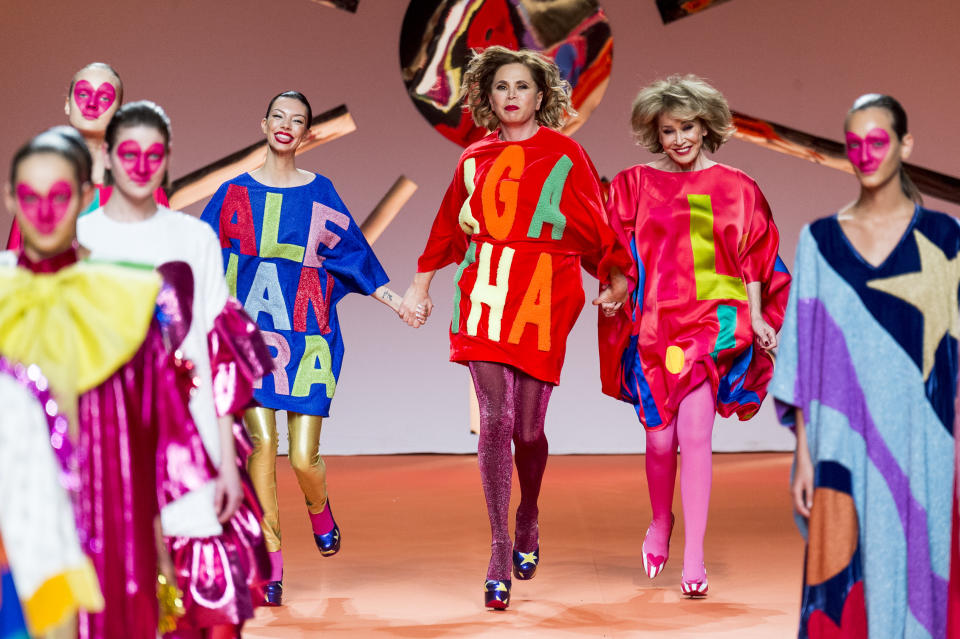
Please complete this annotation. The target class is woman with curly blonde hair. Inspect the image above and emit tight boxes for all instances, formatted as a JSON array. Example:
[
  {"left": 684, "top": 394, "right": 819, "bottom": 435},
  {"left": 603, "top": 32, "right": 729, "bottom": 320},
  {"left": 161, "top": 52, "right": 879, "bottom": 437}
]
[
  {"left": 400, "top": 45, "right": 631, "bottom": 609},
  {"left": 601, "top": 75, "right": 790, "bottom": 596}
]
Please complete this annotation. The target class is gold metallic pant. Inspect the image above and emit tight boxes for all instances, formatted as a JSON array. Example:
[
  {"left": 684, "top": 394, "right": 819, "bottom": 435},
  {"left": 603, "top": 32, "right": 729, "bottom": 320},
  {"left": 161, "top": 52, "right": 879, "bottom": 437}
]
[{"left": 244, "top": 407, "right": 327, "bottom": 553}]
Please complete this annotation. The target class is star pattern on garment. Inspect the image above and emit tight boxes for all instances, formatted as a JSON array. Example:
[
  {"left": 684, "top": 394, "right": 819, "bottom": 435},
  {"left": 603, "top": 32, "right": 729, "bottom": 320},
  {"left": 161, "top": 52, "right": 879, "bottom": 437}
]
[
  {"left": 517, "top": 551, "right": 538, "bottom": 565},
  {"left": 867, "top": 229, "right": 960, "bottom": 380}
]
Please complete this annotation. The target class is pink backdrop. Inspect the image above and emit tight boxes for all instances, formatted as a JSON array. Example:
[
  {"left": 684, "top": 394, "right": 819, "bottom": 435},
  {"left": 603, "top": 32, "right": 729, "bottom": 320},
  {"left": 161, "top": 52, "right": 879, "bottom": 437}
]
[{"left": 2, "top": 0, "right": 958, "bottom": 453}]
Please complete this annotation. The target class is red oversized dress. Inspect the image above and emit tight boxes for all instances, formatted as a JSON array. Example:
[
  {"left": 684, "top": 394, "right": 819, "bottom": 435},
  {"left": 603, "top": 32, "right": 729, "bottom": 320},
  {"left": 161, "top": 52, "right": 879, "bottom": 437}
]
[
  {"left": 418, "top": 127, "right": 632, "bottom": 384},
  {"left": 600, "top": 164, "right": 791, "bottom": 429}
]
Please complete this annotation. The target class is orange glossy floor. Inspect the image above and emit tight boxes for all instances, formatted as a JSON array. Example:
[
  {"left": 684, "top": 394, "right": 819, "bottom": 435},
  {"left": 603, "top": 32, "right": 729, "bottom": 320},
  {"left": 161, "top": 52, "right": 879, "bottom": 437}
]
[{"left": 245, "top": 453, "right": 803, "bottom": 638}]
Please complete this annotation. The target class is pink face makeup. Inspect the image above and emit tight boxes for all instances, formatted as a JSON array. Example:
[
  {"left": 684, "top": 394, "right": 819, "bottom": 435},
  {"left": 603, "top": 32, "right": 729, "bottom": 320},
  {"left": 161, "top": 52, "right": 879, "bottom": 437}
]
[
  {"left": 16, "top": 181, "right": 73, "bottom": 234},
  {"left": 845, "top": 127, "right": 891, "bottom": 174},
  {"left": 73, "top": 80, "right": 117, "bottom": 121},
  {"left": 115, "top": 140, "right": 166, "bottom": 185}
]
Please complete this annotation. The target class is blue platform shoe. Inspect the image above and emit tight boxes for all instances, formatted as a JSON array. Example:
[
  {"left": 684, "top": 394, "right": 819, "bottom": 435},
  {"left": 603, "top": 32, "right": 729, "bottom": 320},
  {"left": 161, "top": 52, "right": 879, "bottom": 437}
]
[
  {"left": 512, "top": 545, "right": 539, "bottom": 580},
  {"left": 484, "top": 579, "right": 511, "bottom": 610},
  {"left": 314, "top": 523, "right": 341, "bottom": 556},
  {"left": 263, "top": 580, "right": 283, "bottom": 606}
]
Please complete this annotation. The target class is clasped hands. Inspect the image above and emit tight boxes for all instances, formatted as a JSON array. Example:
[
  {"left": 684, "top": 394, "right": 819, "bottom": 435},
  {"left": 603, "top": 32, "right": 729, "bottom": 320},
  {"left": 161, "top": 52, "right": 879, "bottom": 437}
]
[
  {"left": 594, "top": 266, "right": 630, "bottom": 318},
  {"left": 399, "top": 266, "right": 631, "bottom": 328}
]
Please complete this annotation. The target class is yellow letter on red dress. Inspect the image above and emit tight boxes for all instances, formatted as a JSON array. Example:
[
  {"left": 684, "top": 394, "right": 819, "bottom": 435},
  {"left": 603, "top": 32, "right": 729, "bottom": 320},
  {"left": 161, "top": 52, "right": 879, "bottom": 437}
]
[{"left": 467, "top": 243, "right": 515, "bottom": 341}]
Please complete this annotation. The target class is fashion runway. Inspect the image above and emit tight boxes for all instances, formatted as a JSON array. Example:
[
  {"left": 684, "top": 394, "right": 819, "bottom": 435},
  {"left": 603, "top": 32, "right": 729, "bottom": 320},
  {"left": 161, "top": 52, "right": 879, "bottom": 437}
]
[{"left": 245, "top": 453, "right": 802, "bottom": 638}]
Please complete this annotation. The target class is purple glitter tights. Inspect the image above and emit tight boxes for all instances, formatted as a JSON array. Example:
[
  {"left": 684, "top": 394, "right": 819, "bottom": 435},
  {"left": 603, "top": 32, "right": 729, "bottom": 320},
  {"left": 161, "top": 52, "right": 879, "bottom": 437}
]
[{"left": 469, "top": 361, "right": 553, "bottom": 581}]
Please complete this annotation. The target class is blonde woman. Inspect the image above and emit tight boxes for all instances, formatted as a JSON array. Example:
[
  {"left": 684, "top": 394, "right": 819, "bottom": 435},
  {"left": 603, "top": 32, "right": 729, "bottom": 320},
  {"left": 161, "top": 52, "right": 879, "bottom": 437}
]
[{"left": 603, "top": 75, "right": 790, "bottom": 596}]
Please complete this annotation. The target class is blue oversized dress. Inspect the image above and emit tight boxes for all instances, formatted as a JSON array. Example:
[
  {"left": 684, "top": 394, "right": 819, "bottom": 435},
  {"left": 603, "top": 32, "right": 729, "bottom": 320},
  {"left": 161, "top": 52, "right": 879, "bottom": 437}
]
[
  {"left": 200, "top": 172, "right": 388, "bottom": 416},
  {"left": 769, "top": 206, "right": 957, "bottom": 638}
]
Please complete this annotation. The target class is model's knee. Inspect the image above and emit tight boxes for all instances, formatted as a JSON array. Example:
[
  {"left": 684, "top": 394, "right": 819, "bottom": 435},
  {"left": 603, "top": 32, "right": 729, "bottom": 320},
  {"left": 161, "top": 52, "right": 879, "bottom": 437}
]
[
  {"left": 645, "top": 433, "right": 676, "bottom": 457},
  {"left": 290, "top": 448, "right": 323, "bottom": 475},
  {"left": 678, "top": 427, "right": 713, "bottom": 452},
  {"left": 479, "top": 417, "right": 516, "bottom": 446},
  {"left": 248, "top": 435, "right": 278, "bottom": 462},
  {"left": 513, "top": 428, "right": 546, "bottom": 449}
]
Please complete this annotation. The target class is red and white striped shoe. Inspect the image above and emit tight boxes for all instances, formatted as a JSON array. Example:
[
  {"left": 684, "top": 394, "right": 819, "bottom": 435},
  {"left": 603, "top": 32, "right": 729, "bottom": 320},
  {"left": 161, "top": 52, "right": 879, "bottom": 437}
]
[
  {"left": 641, "top": 513, "right": 675, "bottom": 579},
  {"left": 680, "top": 568, "right": 708, "bottom": 598}
]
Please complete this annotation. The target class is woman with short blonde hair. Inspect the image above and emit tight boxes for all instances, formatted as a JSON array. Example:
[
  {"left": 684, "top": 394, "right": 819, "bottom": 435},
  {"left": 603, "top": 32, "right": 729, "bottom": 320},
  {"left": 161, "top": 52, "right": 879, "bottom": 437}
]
[
  {"left": 601, "top": 75, "right": 789, "bottom": 597},
  {"left": 630, "top": 74, "right": 734, "bottom": 154}
]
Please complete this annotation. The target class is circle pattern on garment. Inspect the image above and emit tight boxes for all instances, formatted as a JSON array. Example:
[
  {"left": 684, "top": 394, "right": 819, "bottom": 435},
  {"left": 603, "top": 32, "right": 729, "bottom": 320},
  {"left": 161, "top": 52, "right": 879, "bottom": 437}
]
[
  {"left": 805, "top": 486, "right": 859, "bottom": 586},
  {"left": 665, "top": 345, "right": 685, "bottom": 374}
]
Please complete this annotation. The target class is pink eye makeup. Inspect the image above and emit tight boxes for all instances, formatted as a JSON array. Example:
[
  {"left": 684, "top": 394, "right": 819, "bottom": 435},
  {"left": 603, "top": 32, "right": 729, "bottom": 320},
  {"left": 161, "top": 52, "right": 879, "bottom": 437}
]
[
  {"left": 15, "top": 181, "right": 74, "bottom": 234},
  {"left": 115, "top": 140, "right": 166, "bottom": 185},
  {"left": 73, "top": 80, "right": 117, "bottom": 121},
  {"left": 845, "top": 127, "right": 891, "bottom": 175}
]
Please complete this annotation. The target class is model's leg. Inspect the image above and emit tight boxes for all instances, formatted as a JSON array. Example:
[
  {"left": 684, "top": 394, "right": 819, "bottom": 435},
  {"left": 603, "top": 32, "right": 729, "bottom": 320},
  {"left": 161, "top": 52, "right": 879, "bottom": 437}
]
[
  {"left": 469, "top": 361, "right": 517, "bottom": 582},
  {"left": 244, "top": 407, "right": 282, "bottom": 582},
  {"left": 675, "top": 380, "right": 716, "bottom": 582},
  {"left": 287, "top": 412, "right": 329, "bottom": 525},
  {"left": 287, "top": 412, "right": 339, "bottom": 555},
  {"left": 512, "top": 371, "right": 553, "bottom": 554},
  {"left": 642, "top": 415, "right": 679, "bottom": 574}
]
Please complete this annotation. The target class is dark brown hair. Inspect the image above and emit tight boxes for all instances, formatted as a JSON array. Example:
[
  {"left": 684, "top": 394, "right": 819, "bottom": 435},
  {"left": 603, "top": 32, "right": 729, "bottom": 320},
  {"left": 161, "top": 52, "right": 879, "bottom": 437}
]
[
  {"left": 847, "top": 93, "right": 922, "bottom": 204},
  {"left": 10, "top": 126, "right": 92, "bottom": 185},
  {"left": 104, "top": 100, "right": 172, "bottom": 191},
  {"left": 265, "top": 91, "right": 313, "bottom": 125}
]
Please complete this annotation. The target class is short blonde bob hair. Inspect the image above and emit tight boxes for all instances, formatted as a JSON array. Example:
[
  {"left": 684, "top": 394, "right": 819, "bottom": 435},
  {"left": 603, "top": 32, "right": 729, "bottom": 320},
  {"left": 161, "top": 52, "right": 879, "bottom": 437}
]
[
  {"left": 631, "top": 74, "right": 734, "bottom": 153},
  {"left": 461, "top": 45, "right": 576, "bottom": 132}
]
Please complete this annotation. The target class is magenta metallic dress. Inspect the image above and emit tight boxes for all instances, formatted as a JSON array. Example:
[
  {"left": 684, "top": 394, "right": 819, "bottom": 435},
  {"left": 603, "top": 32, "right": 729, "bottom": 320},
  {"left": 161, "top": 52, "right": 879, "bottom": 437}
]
[
  {"left": 76, "top": 206, "right": 273, "bottom": 634},
  {"left": 74, "top": 260, "right": 217, "bottom": 639},
  {"left": 158, "top": 273, "right": 273, "bottom": 634}
]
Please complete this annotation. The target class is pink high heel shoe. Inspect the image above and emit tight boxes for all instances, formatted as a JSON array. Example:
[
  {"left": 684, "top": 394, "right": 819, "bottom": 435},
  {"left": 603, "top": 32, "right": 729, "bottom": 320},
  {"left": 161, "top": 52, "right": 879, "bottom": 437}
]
[
  {"left": 680, "top": 566, "right": 708, "bottom": 598},
  {"left": 641, "top": 513, "right": 675, "bottom": 579}
]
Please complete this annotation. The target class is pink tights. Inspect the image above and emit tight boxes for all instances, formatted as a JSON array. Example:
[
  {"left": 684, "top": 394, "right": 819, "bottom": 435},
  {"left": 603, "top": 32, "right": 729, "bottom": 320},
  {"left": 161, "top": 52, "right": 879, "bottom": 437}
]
[
  {"left": 643, "top": 380, "right": 716, "bottom": 580},
  {"left": 469, "top": 361, "right": 553, "bottom": 581}
]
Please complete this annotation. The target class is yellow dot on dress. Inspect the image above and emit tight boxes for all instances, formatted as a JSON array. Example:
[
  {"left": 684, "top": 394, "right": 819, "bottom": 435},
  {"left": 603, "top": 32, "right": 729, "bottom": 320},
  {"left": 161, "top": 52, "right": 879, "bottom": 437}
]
[{"left": 665, "top": 345, "right": 685, "bottom": 374}]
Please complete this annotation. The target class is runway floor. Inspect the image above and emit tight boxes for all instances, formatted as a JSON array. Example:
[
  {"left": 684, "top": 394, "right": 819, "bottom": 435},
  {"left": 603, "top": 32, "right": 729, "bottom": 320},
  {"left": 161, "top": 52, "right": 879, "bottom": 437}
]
[{"left": 244, "top": 453, "right": 803, "bottom": 638}]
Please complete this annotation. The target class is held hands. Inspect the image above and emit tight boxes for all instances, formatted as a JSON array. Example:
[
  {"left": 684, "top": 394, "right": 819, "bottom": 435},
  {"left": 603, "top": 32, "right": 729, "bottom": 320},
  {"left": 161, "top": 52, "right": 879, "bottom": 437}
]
[
  {"left": 593, "top": 267, "right": 630, "bottom": 318},
  {"left": 399, "top": 284, "right": 433, "bottom": 328}
]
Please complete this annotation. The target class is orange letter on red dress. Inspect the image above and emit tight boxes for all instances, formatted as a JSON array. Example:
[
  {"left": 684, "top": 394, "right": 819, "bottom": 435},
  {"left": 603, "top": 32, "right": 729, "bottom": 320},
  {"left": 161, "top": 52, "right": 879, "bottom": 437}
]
[
  {"left": 507, "top": 253, "right": 552, "bottom": 351},
  {"left": 482, "top": 145, "right": 524, "bottom": 240}
]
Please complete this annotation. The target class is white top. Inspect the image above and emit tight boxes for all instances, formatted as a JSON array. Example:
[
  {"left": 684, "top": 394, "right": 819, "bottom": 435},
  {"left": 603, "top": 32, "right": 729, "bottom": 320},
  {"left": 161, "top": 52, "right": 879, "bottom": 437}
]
[
  {"left": 0, "top": 370, "right": 94, "bottom": 611},
  {"left": 78, "top": 206, "right": 228, "bottom": 537}
]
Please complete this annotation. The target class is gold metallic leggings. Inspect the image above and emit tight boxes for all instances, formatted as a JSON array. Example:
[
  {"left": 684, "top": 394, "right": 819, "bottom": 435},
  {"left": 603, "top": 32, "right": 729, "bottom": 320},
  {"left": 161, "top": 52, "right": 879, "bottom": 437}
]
[{"left": 244, "top": 407, "right": 327, "bottom": 552}]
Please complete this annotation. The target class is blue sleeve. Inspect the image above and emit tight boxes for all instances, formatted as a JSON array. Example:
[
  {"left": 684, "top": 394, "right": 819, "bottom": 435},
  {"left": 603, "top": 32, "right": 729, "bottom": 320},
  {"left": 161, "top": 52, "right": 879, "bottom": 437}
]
[
  {"left": 768, "top": 225, "right": 813, "bottom": 428},
  {"left": 312, "top": 179, "right": 389, "bottom": 295},
  {"left": 199, "top": 183, "right": 229, "bottom": 237}
]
